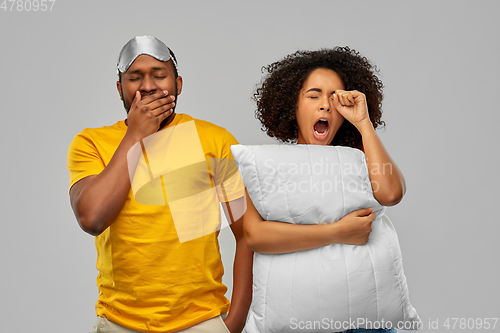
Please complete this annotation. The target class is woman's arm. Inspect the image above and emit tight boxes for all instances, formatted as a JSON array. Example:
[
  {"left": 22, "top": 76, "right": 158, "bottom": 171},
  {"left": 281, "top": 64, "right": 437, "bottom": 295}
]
[
  {"left": 222, "top": 198, "right": 253, "bottom": 333},
  {"left": 333, "top": 90, "right": 406, "bottom": 206},
  {"left": 243, "top": 191, "right": 375, "bottom": 254},
  {"left": 359, "top": 122, "right": 406, "bottom": 206}
]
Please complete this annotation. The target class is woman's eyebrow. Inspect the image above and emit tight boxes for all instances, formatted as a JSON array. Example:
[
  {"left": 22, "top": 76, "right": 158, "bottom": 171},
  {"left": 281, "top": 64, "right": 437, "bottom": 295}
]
[{"left": 305, "top": 88, "right": 336, "bottom": 95}]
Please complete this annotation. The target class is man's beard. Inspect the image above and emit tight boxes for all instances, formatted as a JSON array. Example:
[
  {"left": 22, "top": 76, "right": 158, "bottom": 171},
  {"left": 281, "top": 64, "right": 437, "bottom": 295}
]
[{"left": 122, "top": 84, "right": 178, "bottom": 129}]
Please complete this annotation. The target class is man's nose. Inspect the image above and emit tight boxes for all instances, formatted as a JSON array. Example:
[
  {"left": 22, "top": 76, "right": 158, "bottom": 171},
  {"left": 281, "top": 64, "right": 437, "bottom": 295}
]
[{"left": 140, "top": 75, "right": 157, "bottom": 93}]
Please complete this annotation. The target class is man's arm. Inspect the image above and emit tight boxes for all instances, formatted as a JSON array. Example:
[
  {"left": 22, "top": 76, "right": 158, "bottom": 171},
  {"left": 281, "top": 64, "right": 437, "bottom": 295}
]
[
  {"left": 70, "top": 134, "right": 141, "bottom": 235},
  {"left": 70, "top": 90, "right": 175, "bottom": 235},
  {"left": 221, "top": 197, "right": 253, "bottom": 333}
]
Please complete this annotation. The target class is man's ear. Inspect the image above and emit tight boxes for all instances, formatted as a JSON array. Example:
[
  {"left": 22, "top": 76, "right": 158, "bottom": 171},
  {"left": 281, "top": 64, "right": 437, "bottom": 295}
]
[
  {"left": 176, "top": 76, "right": 183, "bottom": 95},
  {"left": 117, "top": 80, "right": 123, "bottom": 101}
]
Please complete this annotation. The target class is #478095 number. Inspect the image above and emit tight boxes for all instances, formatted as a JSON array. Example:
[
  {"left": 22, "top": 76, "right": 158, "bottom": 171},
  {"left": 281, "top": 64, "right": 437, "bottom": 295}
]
[{"left": 1, "top": 0, "right": 56, "bottom": 11}]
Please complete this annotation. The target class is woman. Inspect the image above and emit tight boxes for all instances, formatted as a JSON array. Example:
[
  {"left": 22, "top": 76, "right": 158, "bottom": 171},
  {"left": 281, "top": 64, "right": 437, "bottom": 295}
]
[{"left": 243, "top": 47, "right": 406, "bottom": 333}]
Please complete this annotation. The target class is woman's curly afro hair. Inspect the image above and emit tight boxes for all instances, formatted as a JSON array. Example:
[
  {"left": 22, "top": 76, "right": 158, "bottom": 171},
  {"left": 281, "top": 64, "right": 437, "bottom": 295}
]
[{"left": 254, "top": 47, "right": 385, "bottom": 148}]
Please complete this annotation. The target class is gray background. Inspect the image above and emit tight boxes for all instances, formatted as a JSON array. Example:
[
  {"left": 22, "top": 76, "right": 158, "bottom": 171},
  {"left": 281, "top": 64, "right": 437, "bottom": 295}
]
[{"left": 1, "top": 1, "right": 499, "bottom": 332}]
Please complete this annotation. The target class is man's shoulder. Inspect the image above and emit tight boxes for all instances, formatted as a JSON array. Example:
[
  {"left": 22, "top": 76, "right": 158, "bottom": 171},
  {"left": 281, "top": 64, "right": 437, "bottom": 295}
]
[
  {"left": 76, "top": 120, "right": 126, "bottom": 140},
  {"left": 179, "top": 114, "right": 225, "bottom": 131},
  {"left": 177, "top": 113, "right": 239, "bottom": 147},
  {"left": 178, "top": 114, "right": 231, "bottom": 137}
]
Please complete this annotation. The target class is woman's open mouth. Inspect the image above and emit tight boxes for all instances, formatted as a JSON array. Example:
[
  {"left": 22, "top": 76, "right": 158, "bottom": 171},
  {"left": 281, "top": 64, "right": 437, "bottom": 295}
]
[{"left": 313, "top": 119, "right": 330, "bottom": 140}]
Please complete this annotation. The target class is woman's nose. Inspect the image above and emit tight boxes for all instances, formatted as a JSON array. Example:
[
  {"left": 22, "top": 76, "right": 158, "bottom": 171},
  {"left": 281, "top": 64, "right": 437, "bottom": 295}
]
[{"left": 319, "top": 96, "right": 331, "bottom": 112}]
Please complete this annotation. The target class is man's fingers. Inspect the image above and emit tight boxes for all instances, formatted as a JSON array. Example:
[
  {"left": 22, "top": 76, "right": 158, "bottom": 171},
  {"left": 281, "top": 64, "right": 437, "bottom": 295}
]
[
  {"left": 134, "top": 90, "right": 176, "bottom": 118},
  {"left": 130, "top": 91, "right": 141, "bottom": 110},
  {"left": 140, "top": 90, "right": 169, "bottom": 106},
  {"left": 150, "top": 99, "right": 175, "bottom": 117},
  {"left": 145, "top": 92, "right": 175, "bottom": 115},
  {"left": 162, "top": 109, "right": 174, "bottom": 119},
  {"left": 152, "top": 95, "right": 175, "bottom": 114}
]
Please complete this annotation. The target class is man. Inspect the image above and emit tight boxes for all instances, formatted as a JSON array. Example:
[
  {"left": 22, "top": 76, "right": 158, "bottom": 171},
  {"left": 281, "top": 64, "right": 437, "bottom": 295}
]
[{"left": 68, "top": 36, "right": 252, "bottom": 333}]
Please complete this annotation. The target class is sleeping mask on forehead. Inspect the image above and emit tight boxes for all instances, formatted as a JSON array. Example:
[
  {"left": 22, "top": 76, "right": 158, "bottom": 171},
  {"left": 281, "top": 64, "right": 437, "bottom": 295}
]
[{"left": 117, "top": 35, "right": 178, "bottom": 75}]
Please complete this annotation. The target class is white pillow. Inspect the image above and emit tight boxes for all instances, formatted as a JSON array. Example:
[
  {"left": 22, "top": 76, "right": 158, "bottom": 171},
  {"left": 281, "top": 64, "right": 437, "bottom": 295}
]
[{"left": 231, "top": 144, "right": 422, "bottom": 333}]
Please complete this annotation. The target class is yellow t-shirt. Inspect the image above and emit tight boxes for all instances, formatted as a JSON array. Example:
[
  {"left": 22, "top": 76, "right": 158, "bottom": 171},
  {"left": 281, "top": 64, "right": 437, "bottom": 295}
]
[{"left": 67, "top": 114, "right": 241, "bottom": 332}]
